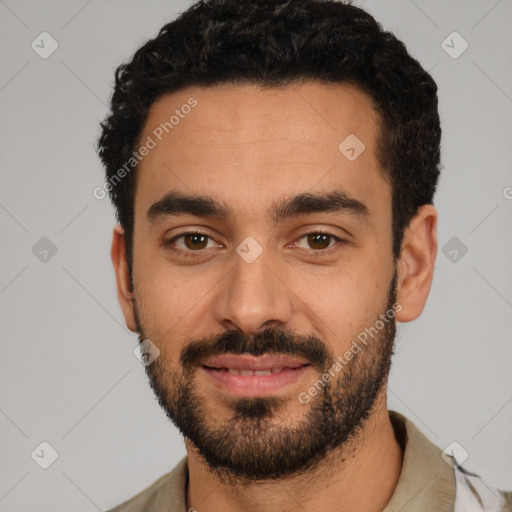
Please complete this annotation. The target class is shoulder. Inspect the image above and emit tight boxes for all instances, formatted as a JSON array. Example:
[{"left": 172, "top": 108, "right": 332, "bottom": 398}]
[
  {"left": 106, "top": 456, "right": 188, "bottom": 512},
  {"left": 452, "top": 464, "right": 512, "bottom": 512},
  {"left": 387, "top": 411, "right": 511, "bottom": 511}
]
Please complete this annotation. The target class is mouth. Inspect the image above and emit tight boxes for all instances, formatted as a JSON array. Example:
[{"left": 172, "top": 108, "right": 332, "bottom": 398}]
[
  {"left": 202, "top": 354, "right": 311, "bottom": 372},
  {"left": 200, "top": 354, "right": 312, "bottom": 396},
  {"left": 203, "top": 367, "right": 306, "bottom": 375}
]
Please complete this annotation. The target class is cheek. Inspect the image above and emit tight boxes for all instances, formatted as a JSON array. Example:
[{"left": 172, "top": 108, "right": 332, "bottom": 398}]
[
  {"left": 294, "top": 261, "right": 392, "bottom": 349},
  {"left": 133, "top": 257, "right": 220, "bottom": 347},
  {"left": 136, "top": 275, "right": 190, "bottom": 331}
]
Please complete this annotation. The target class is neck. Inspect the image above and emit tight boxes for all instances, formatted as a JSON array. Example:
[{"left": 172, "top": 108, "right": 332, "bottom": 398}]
[{"left": 185, "top": 391, "right": 403, "bottom": 512}]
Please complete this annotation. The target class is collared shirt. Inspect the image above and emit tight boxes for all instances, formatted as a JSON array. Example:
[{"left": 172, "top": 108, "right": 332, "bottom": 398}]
[{"left": 107, "top": 411, "right": 512, "bottom": 511}]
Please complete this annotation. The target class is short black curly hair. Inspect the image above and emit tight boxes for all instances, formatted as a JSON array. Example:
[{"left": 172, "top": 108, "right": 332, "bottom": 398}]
[{"left": 97, "top": 0, "right": 441, "bottom": 275}]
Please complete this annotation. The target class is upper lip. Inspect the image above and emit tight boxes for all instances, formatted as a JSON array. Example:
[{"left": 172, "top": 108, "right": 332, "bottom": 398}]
[{"left": 202, "top": 354, "right": 310, "bottom": 371}]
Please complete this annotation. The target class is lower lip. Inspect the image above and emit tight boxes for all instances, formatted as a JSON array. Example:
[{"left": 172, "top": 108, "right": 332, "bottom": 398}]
[{"left": 200, "top": 365, "right": 311, "bottom": 396}]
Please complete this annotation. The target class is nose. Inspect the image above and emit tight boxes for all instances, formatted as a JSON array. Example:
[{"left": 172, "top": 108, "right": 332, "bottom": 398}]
[{"left": 213, "top": 245, "right": 294, "bottom": 335}]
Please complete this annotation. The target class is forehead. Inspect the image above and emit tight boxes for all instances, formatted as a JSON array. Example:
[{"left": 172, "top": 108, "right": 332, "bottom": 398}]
[{"left": 133, "top": 81, "right": 389, "bottom": 225}]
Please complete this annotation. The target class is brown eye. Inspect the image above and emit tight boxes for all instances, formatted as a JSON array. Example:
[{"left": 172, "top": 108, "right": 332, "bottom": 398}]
[
  {"left": 182, "top": 233, "right": 209, "bottom": 250},
  {"left": 295, "top": 232, "right": 340, "bottom": 251},
  {"left": 306, "top": 233, "right": 332, "bottom": 250},
  {"left": 165, "top": 231, "right": 220, "bottom": 255}
]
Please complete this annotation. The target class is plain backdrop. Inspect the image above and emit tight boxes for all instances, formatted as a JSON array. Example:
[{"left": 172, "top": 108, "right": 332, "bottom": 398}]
[{"left": 1, "top": 0, "right": 511, "bottom": 510}]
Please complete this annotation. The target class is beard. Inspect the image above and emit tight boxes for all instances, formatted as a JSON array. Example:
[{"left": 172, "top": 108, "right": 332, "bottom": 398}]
[{"left": 133, "top": 269, "right": 398, "bottom": 484}]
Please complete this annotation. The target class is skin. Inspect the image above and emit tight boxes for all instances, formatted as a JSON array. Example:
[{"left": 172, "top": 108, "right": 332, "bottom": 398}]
[{"left": 111, "top": 81, "right": 438, "bottom": 512}]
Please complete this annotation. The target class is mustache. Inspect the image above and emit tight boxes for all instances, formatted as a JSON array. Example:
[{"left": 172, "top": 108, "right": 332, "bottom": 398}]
[{"left": 180, "top": 327, "right": 332, "bottom": 372}]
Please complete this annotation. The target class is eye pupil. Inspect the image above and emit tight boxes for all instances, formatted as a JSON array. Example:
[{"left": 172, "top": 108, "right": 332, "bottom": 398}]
[
  {"left": 185, "top": 234, "right": 208, "bottom": 250},
  {"left": 308, "top": 233, "right": 330, "bottom": 250}
]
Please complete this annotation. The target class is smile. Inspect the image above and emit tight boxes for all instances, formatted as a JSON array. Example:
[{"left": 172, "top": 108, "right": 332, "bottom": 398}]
[{"left": 200, "top": 354, "right": 312, "bottom": 396}]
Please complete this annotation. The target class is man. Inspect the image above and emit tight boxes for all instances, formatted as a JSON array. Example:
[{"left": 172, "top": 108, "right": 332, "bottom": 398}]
[{"left": 97, "top": 1, "right": 511, "bottom": 510}]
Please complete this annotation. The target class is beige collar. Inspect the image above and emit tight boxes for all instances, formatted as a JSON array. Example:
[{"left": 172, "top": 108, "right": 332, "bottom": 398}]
[
  {"left": 111, "top": 410, "right": 455, "bottom": 511},
  {"left": 383, "top": 411, "right": 455, "bottom": 511}
]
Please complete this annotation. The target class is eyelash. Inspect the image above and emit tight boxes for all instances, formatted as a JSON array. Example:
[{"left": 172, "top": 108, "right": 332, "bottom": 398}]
[{"left": 163, "top": 230, "right": 348, "bottom": 259}]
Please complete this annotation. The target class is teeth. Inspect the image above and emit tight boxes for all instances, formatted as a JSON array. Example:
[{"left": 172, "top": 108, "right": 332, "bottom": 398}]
[{"left": 224, "top": 368, "right": 284, "bottom": 375}]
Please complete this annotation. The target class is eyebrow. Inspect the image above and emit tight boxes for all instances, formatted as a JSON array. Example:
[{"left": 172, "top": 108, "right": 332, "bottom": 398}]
[{"left": 146, "top": 189, "right": 370, "bottom": 225}]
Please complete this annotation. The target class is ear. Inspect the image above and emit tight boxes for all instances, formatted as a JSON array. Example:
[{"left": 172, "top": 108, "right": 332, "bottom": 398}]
[
  {"left": 395, "top": 204, "right": 438, "bottom": 323},
  {"left": 111, "top": 224, "right": 138, "bottom": 333}
]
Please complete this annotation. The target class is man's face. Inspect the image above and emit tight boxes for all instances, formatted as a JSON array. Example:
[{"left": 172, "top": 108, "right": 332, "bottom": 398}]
[{"left": 128, "top": 82, "right": 398, "bottom": 481}]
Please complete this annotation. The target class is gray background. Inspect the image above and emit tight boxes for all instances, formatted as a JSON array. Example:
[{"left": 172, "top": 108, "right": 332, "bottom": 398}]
[{"left": 1, "top": 0, "right": 511, "bottom": 510}]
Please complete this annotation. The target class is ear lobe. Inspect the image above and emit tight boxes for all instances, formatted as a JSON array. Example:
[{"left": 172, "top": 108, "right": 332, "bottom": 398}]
[
  {"left": 111, "top": 224, "right": 138, "bottom": 333},
  {"left": 395, "top": 204, "right": 438, "bottom": 323}
]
